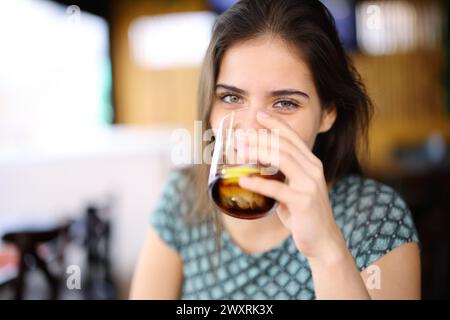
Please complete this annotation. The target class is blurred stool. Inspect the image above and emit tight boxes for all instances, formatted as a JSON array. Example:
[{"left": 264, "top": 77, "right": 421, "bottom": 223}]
[{"left": 1, "top": 222, "right": 70, "bottom": 300}]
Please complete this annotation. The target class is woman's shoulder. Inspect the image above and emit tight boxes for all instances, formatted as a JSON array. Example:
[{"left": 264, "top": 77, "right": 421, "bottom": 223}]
[
  {"left": 152, "top": 168, "right": 190, "bottom": 214},
  {"left": 331, "top": 174, "right": 419, "bottom": 270},
  {"left": 148, "top": 166, "right": 194, "bottom": 253},
  {"left": 163, "top": 166, "right": 191, "bottom": 189},
  {"left": 331, "top": 174, "right": 411, "bottom": 214}
]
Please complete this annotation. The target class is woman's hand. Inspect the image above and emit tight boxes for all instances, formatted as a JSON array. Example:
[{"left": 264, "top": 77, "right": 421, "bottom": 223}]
[{"left": 238, "top": 111, "right": 348, "bottom": 264}]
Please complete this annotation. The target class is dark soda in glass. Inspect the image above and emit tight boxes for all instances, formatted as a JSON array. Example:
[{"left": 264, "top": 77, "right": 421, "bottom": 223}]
[{"left": 208, "top": 165, "right": 285, "bottom": 219}]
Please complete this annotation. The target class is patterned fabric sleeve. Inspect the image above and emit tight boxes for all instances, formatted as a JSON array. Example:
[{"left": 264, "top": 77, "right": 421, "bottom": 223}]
[
  {"left": 351, "top": 181, "right": 420, "bottom": 271},
  {"left": 149, "top": 170, "right": 188, "bottom": 254}
]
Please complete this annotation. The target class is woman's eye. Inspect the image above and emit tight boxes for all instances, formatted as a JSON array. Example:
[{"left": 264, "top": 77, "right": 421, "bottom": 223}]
[
  {"left": 273, "top": 100, "right": 299, "bottom": 111},
  {"left": 221, "top": 94, "right": 242, "bottom": 104}
]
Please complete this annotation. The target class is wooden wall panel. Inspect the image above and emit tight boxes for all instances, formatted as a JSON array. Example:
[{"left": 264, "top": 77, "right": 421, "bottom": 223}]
[
  {"left": 111, "top": 0, "right": 208, "bottom": 129},
  {"left": 352, "top": 50, "right": 450, "bottom": 174}
]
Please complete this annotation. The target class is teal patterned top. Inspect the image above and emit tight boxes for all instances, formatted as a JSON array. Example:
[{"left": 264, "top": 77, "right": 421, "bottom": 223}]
[{"left": 149, "top": 170, "right": 419, "bottom": 300}]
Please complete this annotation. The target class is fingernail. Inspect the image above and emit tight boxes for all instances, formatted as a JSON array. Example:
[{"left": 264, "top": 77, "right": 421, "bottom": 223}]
[{"left": 257, "top": 111, "right": 270, "bottom": 119}]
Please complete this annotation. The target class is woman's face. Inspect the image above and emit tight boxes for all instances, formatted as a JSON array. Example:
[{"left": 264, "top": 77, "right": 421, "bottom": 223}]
[{"left": 209, "top": 36, "right": 336, "bottom": 150}]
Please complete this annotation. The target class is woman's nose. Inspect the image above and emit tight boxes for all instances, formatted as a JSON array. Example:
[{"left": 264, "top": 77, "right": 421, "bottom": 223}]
[{"left": 235, "top": 107, "right": 264, "bottom": 131}]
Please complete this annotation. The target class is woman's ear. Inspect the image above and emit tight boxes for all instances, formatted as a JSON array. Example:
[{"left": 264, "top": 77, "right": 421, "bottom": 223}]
[{"left": 318, "top": 104, "right": 337, "bottom": 133}]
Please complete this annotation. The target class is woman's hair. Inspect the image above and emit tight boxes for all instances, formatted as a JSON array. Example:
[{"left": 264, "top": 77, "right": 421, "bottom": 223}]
[{"left": 180, "top": 0, "right": 374, "bottom": 255}]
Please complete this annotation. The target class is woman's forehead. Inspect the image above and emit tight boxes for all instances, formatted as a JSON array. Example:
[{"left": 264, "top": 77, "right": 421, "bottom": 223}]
[{"left": 217, "top": 37, "right": 314, "bottom": 92}]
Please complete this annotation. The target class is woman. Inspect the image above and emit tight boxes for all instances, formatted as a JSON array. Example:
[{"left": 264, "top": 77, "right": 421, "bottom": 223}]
[{"left": 130, "top": 0, "right": 420, "bottom": 300}]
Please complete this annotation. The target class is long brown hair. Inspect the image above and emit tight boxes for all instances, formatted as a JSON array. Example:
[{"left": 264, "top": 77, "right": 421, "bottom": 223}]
[{"left": 179, "top": 0, "right": 373, "bottom": 254}]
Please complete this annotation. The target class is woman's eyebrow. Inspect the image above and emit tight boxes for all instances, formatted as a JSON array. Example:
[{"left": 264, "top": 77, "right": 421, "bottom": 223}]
[
  {"left": 215, "top": 84, "right": 310, "bottom": 99},
  {"left": 215, "top": 84, "right": 247, "bottom": 95},
  {"left": 269, "top": 89, "right": 310, "bottom": 99}
]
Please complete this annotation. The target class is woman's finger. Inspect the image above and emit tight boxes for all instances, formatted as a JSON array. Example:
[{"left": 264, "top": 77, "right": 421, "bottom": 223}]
[
  {"left": 256, "top": 111, "right": 321, "bottom": 166},
  {"left": 245, "top": 145, "right": 298, "bottom": 178},
  {"left": 238, "top": 175, "right": 298, "bottom": 205},
  {"left": 276, "top": 203, "right": 291, "bottom": 229},
  {"left": 246, "top": 145, "right": 318, "bottom": 193},
  {"left": 247, "top": 133, "right": 317, "bottom": 178}
]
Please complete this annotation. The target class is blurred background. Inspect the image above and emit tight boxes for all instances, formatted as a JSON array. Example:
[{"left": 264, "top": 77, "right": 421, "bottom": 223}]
[{"left": 0, "top": 0, "right": 448, "bottom": 300}]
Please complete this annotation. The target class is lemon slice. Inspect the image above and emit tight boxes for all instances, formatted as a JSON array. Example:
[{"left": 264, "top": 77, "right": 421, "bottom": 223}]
[{"left": 220, "top": 165, "right": 259, "bottom": 183}]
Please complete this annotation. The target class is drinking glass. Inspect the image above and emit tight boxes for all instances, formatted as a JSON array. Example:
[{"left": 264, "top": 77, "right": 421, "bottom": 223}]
[{"left": 208, "top": 108, "right": 285, "bottom": 219}]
